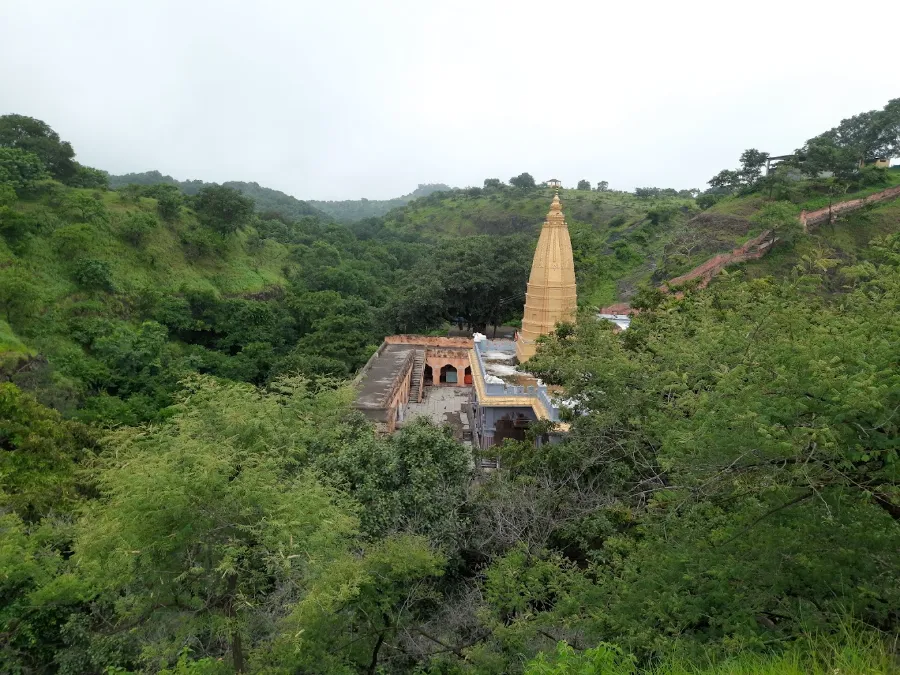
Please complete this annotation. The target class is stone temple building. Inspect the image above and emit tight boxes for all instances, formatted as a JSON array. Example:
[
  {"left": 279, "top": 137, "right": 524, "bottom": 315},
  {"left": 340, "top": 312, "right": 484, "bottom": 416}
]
[{"left": 353, "top": 193, "right": 577, "bottom": 452}]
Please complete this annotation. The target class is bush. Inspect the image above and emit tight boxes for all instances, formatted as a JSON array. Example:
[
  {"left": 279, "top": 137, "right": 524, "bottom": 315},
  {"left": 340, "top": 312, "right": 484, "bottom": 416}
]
[
  {"left": 696, "top": 193, "right": 720, "bottom": 210},
  {"left": 119, "top": 211, "right": 158, "bottom": 246},
  {"left": 73, "top": 258, "right": 114, "bottom": 291},
  {"left": 180, "top": 226, "right": 217, "bottom": 260},
  {"left": 157, "top": 192, "right": 181, "bottom": 221}
]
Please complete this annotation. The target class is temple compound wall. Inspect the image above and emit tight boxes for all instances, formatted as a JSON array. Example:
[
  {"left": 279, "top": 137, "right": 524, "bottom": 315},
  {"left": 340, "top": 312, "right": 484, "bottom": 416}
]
[{"left": 353, "top": 336, "right": 472, "bottom": 433}]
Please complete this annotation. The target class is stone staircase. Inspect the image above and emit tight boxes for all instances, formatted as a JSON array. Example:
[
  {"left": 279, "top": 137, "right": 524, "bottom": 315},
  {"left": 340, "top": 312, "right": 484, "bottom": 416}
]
[{"left": 408, "top": 349, "right": 426, "bottom": 403}]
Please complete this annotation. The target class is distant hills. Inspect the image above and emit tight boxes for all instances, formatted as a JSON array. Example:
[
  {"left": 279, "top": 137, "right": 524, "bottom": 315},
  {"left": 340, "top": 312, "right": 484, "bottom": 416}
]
[
  {"left": 106, "top": 171, "right": 452, "bottom": 223},
  {"left": 308, "top": 184, "right": 452, "bottom": 222},
  {"left": 106, "top": 170, "right": 327, "bottom": 221}
]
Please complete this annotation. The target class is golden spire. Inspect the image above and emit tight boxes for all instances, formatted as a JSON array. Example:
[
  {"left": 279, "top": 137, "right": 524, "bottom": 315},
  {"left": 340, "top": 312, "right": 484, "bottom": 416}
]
[{"left": 516, "top": 191, "right": 577, "bottom": 363}]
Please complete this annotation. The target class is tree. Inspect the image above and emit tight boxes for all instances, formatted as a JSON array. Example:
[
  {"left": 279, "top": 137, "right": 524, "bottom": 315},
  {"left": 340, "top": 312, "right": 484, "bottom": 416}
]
[
  {"left": 0, "top": 147, "right": 49, "bottom": 193},
  {"left": 73, "top": 376, "right": 359, "bottom": 672},
  {"left": 707, "top": 169, "right": 742, "bottom": 192},
  {"left": 510, "top": 172, "right": 536, "bottom": 189},
  {"left": 317, "top": 418, "right": 473, "bottom": 546},
  {"left": 576, "top": 179, "right": 591, "bottom": 190},
  {"left": 483, "top": 178, "right": 502, "bottom": 189},
  {"left": 596, "top": 181, "right": 609, "bottom": 192},
  {"left": 192, "top": 185, "right": 254, "bottom": 234},
  {"left": 0, "top": 383, "right": 93, "bottom": 520},
  {"left": 0, "top": 114, "right": 76, "bottom": 180},
  {"left": 738, "top": 148, "right": 769, "bottom": 186},
  {"left": 63, "top": 191, "right": 108, "bottom": 223},
  {"left": 66, "top": 163, "right": 109, "bottom": 189},
  {"left": 72, "top": 258, "right": 115, "bottom": 291}
]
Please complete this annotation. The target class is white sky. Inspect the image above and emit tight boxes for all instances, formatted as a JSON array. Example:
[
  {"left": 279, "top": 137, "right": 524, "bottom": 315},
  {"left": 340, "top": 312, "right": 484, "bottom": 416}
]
[{"left": 2, "top": 0, "right": 898, "bottom": 200}]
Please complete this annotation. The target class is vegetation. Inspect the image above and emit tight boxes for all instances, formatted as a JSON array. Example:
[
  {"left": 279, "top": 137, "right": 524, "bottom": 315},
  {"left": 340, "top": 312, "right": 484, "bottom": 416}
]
[
  {"left": 107, "top": 170, "right": 326, "bottom": 221},
  {"left": 308, "top": 183, "right": 452, "bottom": 222},
  {"left": 2, "top": 102, "right": 900, "bottom": 674}
]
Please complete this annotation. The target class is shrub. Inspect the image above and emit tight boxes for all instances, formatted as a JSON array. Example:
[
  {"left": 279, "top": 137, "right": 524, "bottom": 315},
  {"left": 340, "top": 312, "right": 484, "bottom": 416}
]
[
  {"left": 73, "top": 258, "right": 114, "bottom": 291},
  {"left": 119, "top": 211, "right": 157, "bottom": 246}
]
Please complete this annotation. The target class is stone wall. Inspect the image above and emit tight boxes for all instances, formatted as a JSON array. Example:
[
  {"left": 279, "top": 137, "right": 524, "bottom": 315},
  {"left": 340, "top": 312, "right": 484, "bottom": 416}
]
[
  {"left": 800, "top": 184, "right": 900, "bottom": 230},
  {"left": 385, "top": 335, "right": 474, "bottom": 348},
  {"left": 664, "top": 230, "right": 775, "bottom": 290}
]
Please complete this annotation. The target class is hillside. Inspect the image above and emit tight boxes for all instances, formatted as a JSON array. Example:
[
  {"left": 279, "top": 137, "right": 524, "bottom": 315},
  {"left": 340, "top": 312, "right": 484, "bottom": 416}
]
[
  {"left": 363, "top": 186, "right": 764, "bottom": 307},
  {"left": 308, "top": 182, "right": 452, "bottom": 222},
  {"left": 107, "top": 170, "right": 326, "bottom": 221}
]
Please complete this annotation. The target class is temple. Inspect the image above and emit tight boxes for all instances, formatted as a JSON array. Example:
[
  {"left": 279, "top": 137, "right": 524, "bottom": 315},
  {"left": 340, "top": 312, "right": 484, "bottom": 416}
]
[
  {"left": 353, "top": 193, "right": 578, "bottom": 457},
  {"left": 515, "top": 192, "right": 577, "bottom": 362}
]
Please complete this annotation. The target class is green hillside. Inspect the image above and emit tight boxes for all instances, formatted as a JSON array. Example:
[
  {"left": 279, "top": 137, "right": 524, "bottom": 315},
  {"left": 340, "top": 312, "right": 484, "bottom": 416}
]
[
  {"left": 365, "top": 185, "right": 763, "bottom": 307},
  {"left": 107, "top": 170, "right": 327, "bottom": 221}
]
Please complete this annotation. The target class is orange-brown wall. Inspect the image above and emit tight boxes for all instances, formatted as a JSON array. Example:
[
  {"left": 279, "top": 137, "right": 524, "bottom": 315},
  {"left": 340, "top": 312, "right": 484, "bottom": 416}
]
[{"left": 385, "top": 335, "right": 474, "bottom": 348}]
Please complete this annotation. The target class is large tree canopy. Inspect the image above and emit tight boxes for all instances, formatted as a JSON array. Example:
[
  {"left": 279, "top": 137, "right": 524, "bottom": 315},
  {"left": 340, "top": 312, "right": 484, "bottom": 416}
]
[{"left": 0, "top": 114, "right": 76, "bottom": 180}]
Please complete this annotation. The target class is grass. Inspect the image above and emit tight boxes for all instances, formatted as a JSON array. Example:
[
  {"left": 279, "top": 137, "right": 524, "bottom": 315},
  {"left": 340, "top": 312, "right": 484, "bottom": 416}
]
[
  {"left": 529, "top": 628, "right": 899, "bottom": 674},
  {"left": 0, "top": 319, "right": 35, "bottom": 369},
  {"left": 735, "top": 191, "right": 900, "bottom": 283},
  {"left": 796, "top": 171, "right": 900, "bottom": 211}
]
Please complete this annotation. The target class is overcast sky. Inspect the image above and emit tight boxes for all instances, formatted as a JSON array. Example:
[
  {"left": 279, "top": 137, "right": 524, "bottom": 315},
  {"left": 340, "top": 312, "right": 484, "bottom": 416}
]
[{"left": 2, "top": 1, "right": 898, "bottom": 200}]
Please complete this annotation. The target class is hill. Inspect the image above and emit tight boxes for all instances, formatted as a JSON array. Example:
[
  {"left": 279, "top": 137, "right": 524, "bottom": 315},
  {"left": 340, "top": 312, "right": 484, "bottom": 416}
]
[
  {"left": 361, "top": 185, "right": 764, "bottom": 308},
  {"left": 107, "top": 170, "right": 327, "bottom": 221},
  {"left": 308, "top": 183, "right": 453, "bottom": 222}
]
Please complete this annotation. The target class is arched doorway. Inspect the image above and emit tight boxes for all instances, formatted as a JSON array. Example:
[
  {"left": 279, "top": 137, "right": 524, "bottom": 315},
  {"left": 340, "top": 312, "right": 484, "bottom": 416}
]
[
  {"left": 424, "top": 364, "right": 433, "bottom": 385},
  {"left": 439, "top": 364, "right": 458, "bottom": 384},
  {"left": 464, "top": 365, "right": 472, "bottom": 385}
]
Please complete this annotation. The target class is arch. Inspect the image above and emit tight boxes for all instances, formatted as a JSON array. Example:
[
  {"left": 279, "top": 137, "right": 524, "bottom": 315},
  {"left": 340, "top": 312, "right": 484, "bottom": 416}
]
[
  {"left": 424, "top": 364, "right": 433, "bottom": 385},
  {"left": 439, "top": 364, "right": 458, "bottom": 384},
  {"left": 464, "top": 365, "right": 473, "bottom": 385}
]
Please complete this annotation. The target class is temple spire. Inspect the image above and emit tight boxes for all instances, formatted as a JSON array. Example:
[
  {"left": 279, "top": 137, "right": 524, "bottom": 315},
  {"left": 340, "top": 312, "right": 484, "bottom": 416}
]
[{"left": 515, "top": 191, "right": 577, "bottom": 363}]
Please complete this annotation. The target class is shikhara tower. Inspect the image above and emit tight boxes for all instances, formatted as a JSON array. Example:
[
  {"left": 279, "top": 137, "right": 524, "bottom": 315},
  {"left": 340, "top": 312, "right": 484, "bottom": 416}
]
[{"left": 516, "top": 191, "right": 577, "bottom": 362}]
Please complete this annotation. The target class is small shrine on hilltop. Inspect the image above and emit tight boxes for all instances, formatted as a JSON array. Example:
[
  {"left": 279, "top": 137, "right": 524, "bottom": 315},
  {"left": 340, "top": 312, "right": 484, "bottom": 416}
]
[{"left": 515, "top": 191, "right": 577, "bottom": 362}]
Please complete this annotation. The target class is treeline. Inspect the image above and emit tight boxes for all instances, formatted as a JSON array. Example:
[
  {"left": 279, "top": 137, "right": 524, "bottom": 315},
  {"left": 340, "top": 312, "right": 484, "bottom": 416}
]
[
  {"left": 701, "top": 98, "right": 900, "bottom": 208},
  {"left": 108, "top": 170, "right": 326, "bottom": 222}
]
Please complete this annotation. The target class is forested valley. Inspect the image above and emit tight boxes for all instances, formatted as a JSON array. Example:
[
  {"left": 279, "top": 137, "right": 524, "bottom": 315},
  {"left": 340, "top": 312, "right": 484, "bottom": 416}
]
[{"left": 1, "top": 101, "right": 899, "bottom": 675}]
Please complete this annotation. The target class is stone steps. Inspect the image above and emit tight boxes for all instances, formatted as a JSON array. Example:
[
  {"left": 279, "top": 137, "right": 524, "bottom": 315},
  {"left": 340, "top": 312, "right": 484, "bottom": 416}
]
[{"left": 408, "top": 349, "right": 426, "bottom": 403}]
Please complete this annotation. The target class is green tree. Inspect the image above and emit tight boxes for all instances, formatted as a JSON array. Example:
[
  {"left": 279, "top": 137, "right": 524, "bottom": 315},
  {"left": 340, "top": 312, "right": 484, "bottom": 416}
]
[
  {"left": 484, "top": 178, "right": 502, "bottom": 189},
  {"left": 318, "top": 418, "right": 472, "bottom": 545},
  {"left": 0, "top": 147, "right": 49, "bottom": 193},
  {"left": 596, "top": 180, "right": 609, "bottom": 192},
  {"left": 0, "top": 114, "right": 76, "bottom": 180},
  {"left": 510, "top": 172, "right": 536, "bottom": 189},
  {"left": 576, "top": 179, "right": 591, "bottom": 190},
  {"left": 66, "top": 163, "right": 109, "bottom": 189},
  {"left": 738, "top": 148, "right": 769, "bottom": 186},
  {"left": 63, "top": 191, "right": 108, "bottom": 223},
  {"left": 72, "top": 258, "right": 114, "bottom": 291},
  {"left": 73, "top": 376, "right": 359, "bottom": 672},
  {"left": 192, "top": 185, "right": 254, "bottom": 234}
]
